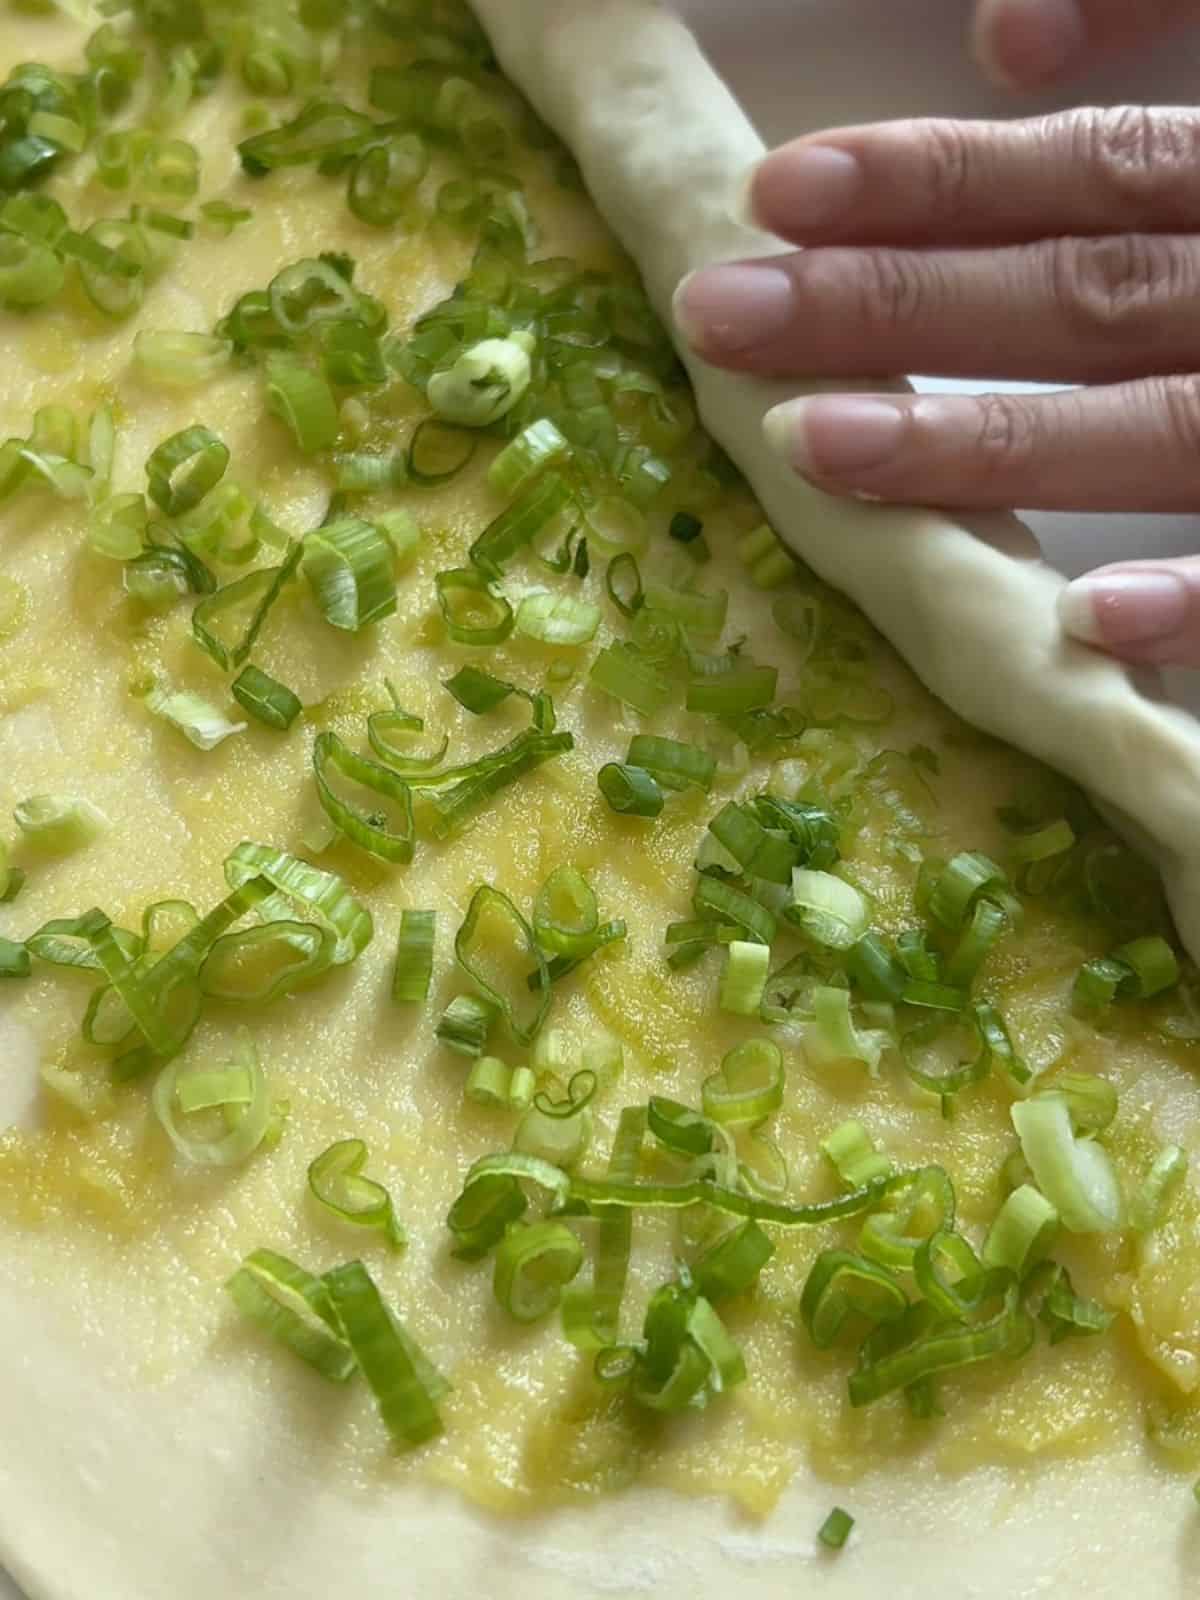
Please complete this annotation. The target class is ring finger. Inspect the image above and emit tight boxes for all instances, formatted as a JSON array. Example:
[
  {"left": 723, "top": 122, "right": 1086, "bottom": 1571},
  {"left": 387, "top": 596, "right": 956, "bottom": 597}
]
[{"left": 762, "top": 376, "right": 1200, "bottom": 512}]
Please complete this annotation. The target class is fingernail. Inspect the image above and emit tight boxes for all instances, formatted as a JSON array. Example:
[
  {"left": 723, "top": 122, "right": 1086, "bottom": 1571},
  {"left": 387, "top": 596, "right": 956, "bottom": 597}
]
[
  {"left": 739, "top": 145, "right": 863, "bottom": 232},
  {"left": 974, "top": 0, "right": 1087, "bottom": 89},
  {"left": 673, "top": 262, "right": 794, "bottom": 356},
  {"left": 1058, "top": 570, "right": 1189, "bottom": 647},
  {"left": 764, "top": 396, "right": 907, "bottom": 480}
]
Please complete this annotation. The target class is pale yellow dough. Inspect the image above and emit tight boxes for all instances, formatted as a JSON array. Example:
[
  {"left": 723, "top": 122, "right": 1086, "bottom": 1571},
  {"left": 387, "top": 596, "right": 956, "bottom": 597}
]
[{"left": 0, "top": 8, "right": 1197, "bottom": 1600}]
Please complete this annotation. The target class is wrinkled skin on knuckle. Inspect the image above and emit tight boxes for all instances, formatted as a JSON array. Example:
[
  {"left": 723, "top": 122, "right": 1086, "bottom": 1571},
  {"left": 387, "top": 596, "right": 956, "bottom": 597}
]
[
  {"left": 908, "top": 118, "right": 975, "bottom": 224},
  {"left": 1152, "top": 375, "right": 1200, "bottom": 456},
  {"left": 1050, "top": 234, "right": 1194, "bottom": 340},
  {"left": 1067, "top": 106, "right": 1200, "bottom": 218},
  {"left": 851, "top": 249, "right": 937, "bottom": 336},
  {"left": 968, "top": 393, "right": 1040, "bottom": 484}
]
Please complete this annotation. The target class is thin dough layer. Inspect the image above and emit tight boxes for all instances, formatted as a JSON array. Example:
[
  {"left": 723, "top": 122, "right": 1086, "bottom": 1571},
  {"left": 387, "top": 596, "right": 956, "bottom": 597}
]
[{"left": 471, "top": 0, "right": 1200, "bottom": 961}]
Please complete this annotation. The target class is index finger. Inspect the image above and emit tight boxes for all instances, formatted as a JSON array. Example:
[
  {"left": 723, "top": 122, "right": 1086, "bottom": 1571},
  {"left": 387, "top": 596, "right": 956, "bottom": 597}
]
[{"left": 746, "top": 108, "right": 1200, "bottom": 248}]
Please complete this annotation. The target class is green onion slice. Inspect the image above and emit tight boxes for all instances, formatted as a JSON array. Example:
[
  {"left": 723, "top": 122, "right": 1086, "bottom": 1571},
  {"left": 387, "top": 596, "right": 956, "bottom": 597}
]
[
  {"left": 562, "top": 1104, "right": 646, "bottom": 1350},
  {"left": 912, "top": 1228, "right": 987, "bottom": 1320},
  {"left": 686, "top": 661, "right": 777, "bottom": 717},
  {"left": 469, "top": 471, "right": 572, "bottom": 578},
  {"left": 693, "top": 876, "right": 776, "bottom": 948},
  {"left": 569, "top": 1169, "right": 892, "bottom": 1229},
  {"left": 191, "top": 541, "right": 302, "bottom": 671},
  {"left": 143, "top": 683, "right": 246, "bottom": 751},
  {"left": 367, "top": 684, "right": 449, "bottom": 775},
  {"left": 859, "top": 1166, "right": 956, "bottom": 1271},
  {"left": 14, "top": 794, "right": 107, "bottom": 854},
  {"left": 146, "top": 425, "right": 229, "bottom": 517},
  {"left": 26, "top": 914, "right": 141, "bottom": 971},
  {"left": 598, "top": 763, "right": 663, "bottom": 818},
  {"left": 589, "top": 643, "right": 670, "bottom": 717},
  {"left": 447, "top": 1152, "right": 572, "bottom": 1260},
  {"left": 406, "top": 417, "right": 477, "bottom": 485},
  {"left": 926, "top": 851, "right": 1013, "bottom": 932},
  {"left": 0, "top": 937, "right": 30, "bottom": 979},
  {"left": 800, "top": 1249, "right": 908, "bottom": 1349},
  {"left": 710, "top": 801, "right": 799, "bottom": 884},
  {"left": 324, "top": 1260, "right": 447, "bottom": 1450},
  {"left": 226, "top": 1249, "right": 356, "bottom": 1382},
  {"left": 1011, "top": 1095, "right": 1124, "bottom": 1233},
  {"left": 847, "top": 1270, "right": 1033, "bottom": 1407},
  {"left": 817, "top": 1508, "right": 854, "bottom": 1552},
  {"left": 944, "top": 896, "right": 1010, "bottom": 989},
  {"left": 901, "top": 1008, "right": 994, "bottom": 1107},
  {"left": 232, "top": 666, "right": 302, "bottom": 731},
  {"left": 633, "top": 1283, "right": 746, "bottom": 1412},
  {"left": 1131, "top": 1144, "right": 1189, "bottom": 1232},
  {"left": 225, "top": 841, "right": 373, "bottom": 966},
  {"left": 153, "top": 1031, "right": 274, "bottom": 1167},
  {"left": 455, "top": 884, "right": 549, "bottom": 1046},
  {"left": 488, "top": 418, "right": 569, "bottom": 497},
  {"left": 692, "top": 1219, "right": 775, "bottom": 1302},
  {"left": 822, "top": 1121, "right": 893, "bottom": 1189},
  {"left": 806, "top": 986, "right": 890, "bottom": 1073},
  {"left": 515, "top": 591, "right": 601, "bottom": 646},
  {"left": 436, "top": 992, "right": 498, "bottom": 1058},
  {"left": 605, "top": 552, "right": 644, "bottom": 618},
  {"left": 1039, "top": 1073, "right": 1118, "bottom": 1135},
  {"left": 788, "top": 869, "right": 870, "bottom": 950},
  {"left": 443, "top": 665, "right": 516, "bottom": 716},
  {"left": 313, "top": 732, "right": 415, "bottom": 864},
  {"left": 309, "top": 1138, "right": 406, "bottom": 1250},
  {"left": 392, "top": 910, "right": 436, "bottom": 1005},
  {"left": 702, "top": 1039, "right": 784, "bottom": 1125},
  {"left": 533, "top": 867, "right": 600, "bottom": 958},
  {"left": 627, "top": 735, "right": 714, "bottom": 793},
  {"left": 303, "top": 516, "right": 396, "bottom": 632},
  {"left": 240, "top": 101, "right": 377, "bottom": 173},
  {"left": 200, "top": 921, "right": 334, "bottom": 1004},
  {"left": 982, "top": 1184, "right": 1059, "bottom": 1275},
  {"left": 436, "top": 566, "right": 514, "bottom": 646},
  {"left": 1025, "top": 1261, "right": 1116, "bottom": 1344},
  {"left": 494, "top": 1219, "right": 584, "bottom": 1323},
  {"left": 718, "top": 939, "right": 770, "bottom": 1016}
]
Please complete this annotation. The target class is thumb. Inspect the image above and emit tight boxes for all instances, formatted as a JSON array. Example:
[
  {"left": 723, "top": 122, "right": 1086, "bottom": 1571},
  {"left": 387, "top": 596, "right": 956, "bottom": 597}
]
[
  {"left": 973, "top": 0, "right": 1200, "bottom": 89},
  {"left": 1058, "top": 558, "right": 1200, "bottom": 667}
]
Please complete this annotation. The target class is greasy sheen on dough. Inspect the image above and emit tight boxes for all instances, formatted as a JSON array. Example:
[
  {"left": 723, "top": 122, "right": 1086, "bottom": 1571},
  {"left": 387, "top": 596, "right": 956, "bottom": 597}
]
[{"left": 470, "top": 0, "right": 1200, "bottom": 961}]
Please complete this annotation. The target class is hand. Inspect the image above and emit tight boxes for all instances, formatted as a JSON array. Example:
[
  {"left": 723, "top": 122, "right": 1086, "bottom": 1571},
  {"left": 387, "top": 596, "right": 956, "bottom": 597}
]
[
  {"left": 972, "top": 0, "right": 1200, "bottom": 92},
  {"left": 674, "top": 105, "right": 1200, "bottom": 667}
]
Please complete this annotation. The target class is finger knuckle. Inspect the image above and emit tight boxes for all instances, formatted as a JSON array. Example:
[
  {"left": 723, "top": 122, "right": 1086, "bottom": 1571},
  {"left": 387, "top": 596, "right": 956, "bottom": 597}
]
[
  {"left": 1154, "top": 375, "right": 1200, "bottom": 454},
  {"left": 970, "top": 394, "right": 1039, "bottom": 478},
  {"left": 1050, "top": 234, "right": 1192, "bottom": 338},
  {"left": 1069, "top": 105, "right": 1200, "bottom": 210},
  {"left": 852, "top": 250, "right": 933, "bottom": 333},
  {"left": 910, "top": 119, "right": 974, "bottom": 223}
]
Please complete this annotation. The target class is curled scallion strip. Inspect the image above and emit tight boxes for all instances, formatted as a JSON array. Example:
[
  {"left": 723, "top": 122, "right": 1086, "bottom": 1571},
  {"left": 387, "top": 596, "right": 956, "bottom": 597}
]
[{"left": 309, "top": 1138, "right": 406, "bottom": 1250}]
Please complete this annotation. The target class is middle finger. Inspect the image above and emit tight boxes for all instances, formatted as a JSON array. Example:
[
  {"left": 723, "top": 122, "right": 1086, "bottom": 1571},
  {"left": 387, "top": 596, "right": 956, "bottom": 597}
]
[{"left": 675, "top": 234, "right": 1200, "bottom": 384}]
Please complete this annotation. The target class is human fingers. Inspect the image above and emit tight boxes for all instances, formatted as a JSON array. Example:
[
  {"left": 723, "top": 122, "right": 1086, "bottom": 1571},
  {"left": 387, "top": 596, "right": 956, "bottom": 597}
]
[
  {"left": 760, "top": 378, "right": 1200, "bottom": 512},
  {"left": 744, "top": 108, "right": 1200, "bottom": 249},
  {"left": 674, "top": 235, "right": 1200, "bottom": 385},
  {"left": 1058, "top": 556, "right": 1200, "bottom": 666}
]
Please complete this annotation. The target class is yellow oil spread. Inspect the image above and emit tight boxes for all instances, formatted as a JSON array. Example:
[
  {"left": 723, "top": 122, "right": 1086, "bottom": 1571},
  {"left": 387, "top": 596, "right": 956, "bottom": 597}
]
[{"left": 1, "top": 9, "right": 1198, "bottom": 1520}]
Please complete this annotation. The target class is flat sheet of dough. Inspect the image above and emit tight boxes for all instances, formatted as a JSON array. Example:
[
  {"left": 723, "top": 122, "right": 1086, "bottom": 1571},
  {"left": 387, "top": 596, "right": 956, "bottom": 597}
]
[
  {"left": 471, "top": 0, "right": 1200, "bottom": 964},
  {"left": 2, "top": 1266, "right": 1194, "bottom": 1600},
  {"left": 0, "top": 9, "right": 1195, "bottom": 1600}
]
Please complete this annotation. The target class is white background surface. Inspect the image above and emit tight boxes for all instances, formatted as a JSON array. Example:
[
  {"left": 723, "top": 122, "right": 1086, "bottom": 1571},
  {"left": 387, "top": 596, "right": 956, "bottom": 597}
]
[{"left": 4, "top": 6, "right": 1200, "bottom": 1597}]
